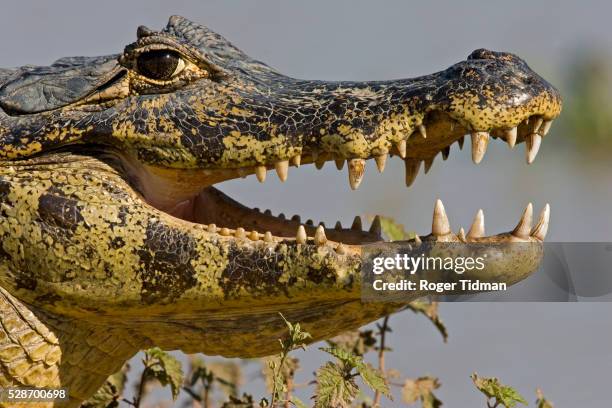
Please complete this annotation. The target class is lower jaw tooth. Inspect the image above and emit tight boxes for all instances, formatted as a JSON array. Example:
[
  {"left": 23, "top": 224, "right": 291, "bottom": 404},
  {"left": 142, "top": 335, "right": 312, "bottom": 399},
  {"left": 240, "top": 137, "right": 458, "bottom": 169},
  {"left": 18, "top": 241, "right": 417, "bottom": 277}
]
[
  {"left": 512, "top": 203, "right": 533, "bottom": 238},
  {"left": 351, "top": 216, "right": 362, "bottom": 230},
  {"left": 264, "top": 231, "right": 274, "bottom": 242},
  {"left": 235, "top": 227, "right": 246, "bottom": 238},
  {"left": 314, "top": 225, "right": 327, "bottom": 245},
  {"left": 296, "top": 225, "right": 307, "bottom": 244},
  {"left": 369, "top": 215, "right": 382, "bottom": 236}
]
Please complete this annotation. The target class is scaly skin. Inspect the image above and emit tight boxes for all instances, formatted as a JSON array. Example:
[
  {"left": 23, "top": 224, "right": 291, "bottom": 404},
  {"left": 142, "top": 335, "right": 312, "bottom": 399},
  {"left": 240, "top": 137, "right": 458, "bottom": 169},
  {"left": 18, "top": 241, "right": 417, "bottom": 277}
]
[{"left": 0, "top": 16, "right": 560, "bottom": 406}]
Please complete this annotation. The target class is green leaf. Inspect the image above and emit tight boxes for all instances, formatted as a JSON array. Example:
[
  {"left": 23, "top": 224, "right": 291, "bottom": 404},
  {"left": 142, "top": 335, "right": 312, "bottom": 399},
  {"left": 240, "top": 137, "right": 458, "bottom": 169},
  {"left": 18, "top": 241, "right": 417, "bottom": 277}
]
[
  {"left": 327, "top": 329, "right": 377, "bottom": 357},
  {"left": 378, "top": 216, "right": 415, "bottom": 241},
  {"left": 82, "top": 364, "right": 128, "bottom": 408},
  {"left": 406, "top": 300, "right": 448, "bottom": 342},
  {"left": 535, "top": 388, "right": 555, "bottom": 408},
  {"left": 290, "top": 395, "right": 308, "bottom": 408},
  {"left": 279, "top": 313, "right": 312, "bottom": 350},
  {"left": 144, "top": 347, "right": 184, "bottom": 400},
  {"left": 319, "top": 346, "right": 362, "bottom": 368},
  {"left": 402, "top": 376, "right": 443, "bottom": 408},
  {"left": 471, "top": 373, "right": 527, "bottom": 408},
  {"left": 315, "top": 362, "right": 358, "bottom": 408}
]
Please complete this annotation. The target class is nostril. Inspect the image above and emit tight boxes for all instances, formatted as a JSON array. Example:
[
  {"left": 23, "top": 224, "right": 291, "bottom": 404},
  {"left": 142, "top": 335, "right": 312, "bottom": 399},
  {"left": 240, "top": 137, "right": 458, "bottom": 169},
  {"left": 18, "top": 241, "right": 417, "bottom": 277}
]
[{"left": 468, "top": 49, "right": 497, "bottom": 60}]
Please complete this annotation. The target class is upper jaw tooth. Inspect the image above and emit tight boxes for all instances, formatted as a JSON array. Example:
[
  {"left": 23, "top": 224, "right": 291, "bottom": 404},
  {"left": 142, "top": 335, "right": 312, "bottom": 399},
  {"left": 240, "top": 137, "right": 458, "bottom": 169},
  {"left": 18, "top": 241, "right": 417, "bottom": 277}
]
[
  {"left": 505, "top": 127, "right": 517, "bottom": 148},
  {"left": 404, "top": 158, "right": 421, "bottom": 187},
  {"left": 255, "top": 165, "right": 267, "bottom": 182},
  {"left": 275, "top": 160, "right": 289, "bottom": 182},
  {"left": 526, "top": 133, "right": 542, "bottom": 164},
  {"left": 470, "top": 131, "right": 490, "bottom": 164},
  {"left": 348, "top": 158, "right": 366, "bottom": 190}
]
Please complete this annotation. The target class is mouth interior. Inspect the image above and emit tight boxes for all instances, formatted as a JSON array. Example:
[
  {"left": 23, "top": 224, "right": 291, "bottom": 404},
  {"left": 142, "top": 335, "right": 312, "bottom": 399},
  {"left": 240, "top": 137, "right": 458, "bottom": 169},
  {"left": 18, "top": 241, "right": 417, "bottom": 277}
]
[{"left": 125, "top": 112, "right": 552, "bottom": 245}]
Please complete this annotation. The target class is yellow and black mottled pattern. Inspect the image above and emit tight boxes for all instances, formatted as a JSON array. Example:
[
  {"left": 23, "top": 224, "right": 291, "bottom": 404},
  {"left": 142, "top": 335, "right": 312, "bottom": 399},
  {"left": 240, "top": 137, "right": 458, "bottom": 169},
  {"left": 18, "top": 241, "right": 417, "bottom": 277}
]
[{"left": 0, "top": 16, "right": 560, "bottom": 406}]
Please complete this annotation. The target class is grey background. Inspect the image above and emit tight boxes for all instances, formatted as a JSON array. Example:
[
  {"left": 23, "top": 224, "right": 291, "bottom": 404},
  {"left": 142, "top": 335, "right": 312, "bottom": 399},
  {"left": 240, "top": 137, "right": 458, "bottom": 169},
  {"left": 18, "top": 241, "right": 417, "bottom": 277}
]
[{"left": 1, "top": 1, "right": 611, "bottom": 406}]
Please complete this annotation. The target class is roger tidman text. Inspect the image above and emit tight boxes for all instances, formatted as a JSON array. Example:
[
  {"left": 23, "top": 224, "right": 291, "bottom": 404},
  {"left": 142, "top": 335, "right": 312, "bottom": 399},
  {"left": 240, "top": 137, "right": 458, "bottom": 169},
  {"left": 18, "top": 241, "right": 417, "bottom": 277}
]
[{"left": 372, "top": 279, "right": 507, "bottom": 293}]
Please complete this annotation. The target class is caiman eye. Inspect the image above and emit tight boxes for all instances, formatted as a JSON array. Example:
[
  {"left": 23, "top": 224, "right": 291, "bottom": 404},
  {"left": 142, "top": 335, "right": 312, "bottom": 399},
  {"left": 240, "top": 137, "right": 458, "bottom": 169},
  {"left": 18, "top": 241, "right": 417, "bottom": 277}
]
[{"left": 136, "top": 49, "right": 185, "bottom": 80}]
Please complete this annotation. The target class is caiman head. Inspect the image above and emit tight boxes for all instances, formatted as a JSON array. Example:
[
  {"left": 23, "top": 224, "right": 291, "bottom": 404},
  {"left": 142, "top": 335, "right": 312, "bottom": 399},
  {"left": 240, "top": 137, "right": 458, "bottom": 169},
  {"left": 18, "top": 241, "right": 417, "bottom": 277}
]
[{"left": 0, "top": 16, "right": 560, "bottom": 403}]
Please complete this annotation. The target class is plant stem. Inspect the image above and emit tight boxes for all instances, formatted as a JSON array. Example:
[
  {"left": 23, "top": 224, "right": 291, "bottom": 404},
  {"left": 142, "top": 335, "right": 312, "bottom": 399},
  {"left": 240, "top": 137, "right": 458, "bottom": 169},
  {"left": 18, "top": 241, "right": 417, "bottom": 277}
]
[
  {"left": 373, "top": 316, "right": 390, "bottom": 406},
  {"left": 133, "top": 355, "right": 150, "bottom": 408}
]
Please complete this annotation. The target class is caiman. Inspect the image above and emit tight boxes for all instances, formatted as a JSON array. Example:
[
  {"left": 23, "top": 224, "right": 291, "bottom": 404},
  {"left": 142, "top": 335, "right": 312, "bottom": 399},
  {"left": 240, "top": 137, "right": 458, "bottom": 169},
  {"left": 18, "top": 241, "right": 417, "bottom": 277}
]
[{"left": 0, "top": 16, "right": 561, "bottom": 406}]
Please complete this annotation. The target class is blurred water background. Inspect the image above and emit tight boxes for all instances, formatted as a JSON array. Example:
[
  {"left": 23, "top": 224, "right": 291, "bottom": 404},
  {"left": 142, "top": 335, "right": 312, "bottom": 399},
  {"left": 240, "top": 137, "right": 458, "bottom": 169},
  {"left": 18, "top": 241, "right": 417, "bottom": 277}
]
[{"left": 1, "top": 1, "right": 611, "bottom": 406}]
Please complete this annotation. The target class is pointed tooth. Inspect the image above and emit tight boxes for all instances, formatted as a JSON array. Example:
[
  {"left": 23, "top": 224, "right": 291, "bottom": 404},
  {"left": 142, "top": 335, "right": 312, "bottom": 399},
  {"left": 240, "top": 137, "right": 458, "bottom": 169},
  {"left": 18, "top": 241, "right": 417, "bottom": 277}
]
[
  {"left": 248, "top": 230, "right": 259, "bottom": 241},
  {"left": 531, "top": 204, "right": 550, "bottom": 240},
  {"left": 541, "top": 120, "right": 553, "bottom": 136},
  {"left": 369, "top": 215, "right": 382, "bottom": 236},
  {"left": 458, "top": 227, "right": 467, "bottom": 242},
  {"left": 255, "top": 165, "right": 267, "bottom": 182},
  {"left": 531, "top": 117, "right": 544, "bottom": 133},
  {"left": 315, "top": 157, "right": 326, "bottom": 169},
  {"left": 442, "top": 146, "right": 450, "bottom": 160},
  {"left": 512, "top": 203, "right": 533, "bottom": 238},
  {"left": 348, "top": 158, "right": 366, "bottom": 190},
  {"left": 336, "top": 243, "right": 347, "bottom": 254},
  {"left": 314, "top": 225, "right": 327, "bottom": 246},
  {"left": 424, "top": 156, "right": 435, "bottom": 174},
  {"left": 351, "top": 216, "right": 362, "bottom": 231},
  {"left": 526, "top": 134, "right": 542, "bottom": 164},
  {"left": 296, "top": 225, "right": 307, "bottom": 244},
  {"left": 291, "top": 154, "right": 301, "bottom": 167},
  {"left": 467, "top": 209, "right": 485, "bottom": 239},
  {"left": 291, "top": 215, "right": 301, "bottom": 223},
  {"left": 335, "top": 221, "right": 343, "bottom": 230},
  {"left": 335, "top": 158, "right": 345, "bottom": 170},
  {"left": 418, "top": 124, "right": 427, "bottom": 138},
  {"left": 208, "top": 224, "right": 217, "bottom": 234},
  {"left": 404, "top": 158, "right": 420, "bottom": 187},
  {"left": 374, "top": 154, "right": 387, "bottom": 173},
  {"left": 457, "top": 136, "right": 465, "bottom": 150},
  {"left": 395, "top": 139, "right": 407, "bottom": 159},
  {"left": 414, "top": 234, "right": 422, "bottom": 245},
  {"left": 432, "top": 199, "right": 451, "bottom": 236},
  {"left": 505, "top": 127, "right": 517, "bottom": 148},
  {"left": 319, "top": 222, "right": 326, "bottom": 228},
  {"left": 220, "top": 227, "right": 230, "bottom": 236},
  {"left": 235, "top": 227, "right": 246, "bottom": 239},
  {"left": 275, "top": 160, "right": 289, "bottom": 182},
  {"left": 264, "top": 231, "right": 274, "bottom": 242},
  {"left": 470, "top": 132, "right": 490, "bottom": 164}
]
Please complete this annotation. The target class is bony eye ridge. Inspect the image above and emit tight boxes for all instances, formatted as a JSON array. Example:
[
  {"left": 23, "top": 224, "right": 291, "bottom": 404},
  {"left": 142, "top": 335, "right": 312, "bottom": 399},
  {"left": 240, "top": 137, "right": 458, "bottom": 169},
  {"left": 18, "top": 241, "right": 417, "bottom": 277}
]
[{"left": 136, "top": 49, "right": 185, "bottom": 80}]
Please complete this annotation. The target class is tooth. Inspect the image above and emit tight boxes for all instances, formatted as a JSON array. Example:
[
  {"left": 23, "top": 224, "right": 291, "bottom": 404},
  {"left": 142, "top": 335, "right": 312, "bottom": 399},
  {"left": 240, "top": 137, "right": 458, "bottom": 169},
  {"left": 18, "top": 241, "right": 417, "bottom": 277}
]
[
  {"left": 319, "top": 222, "right": 326, "bottom": 228},
  {"left": 315, "top": 157, "right": 326, "bottom": 169},
  {"left": 264, "top": 209, "right": 272, "bottom": 216},
  {"left": 235, "top": 227, "right": 246, "bottom": 238},
  {"left": 505, "top": 127, "right": 517, "bottom": 148},
  {"left": 541, "top": 120, "right": 553, "bottom": 136},
  {"left": 220, "top": 227, "right": 230, "bottom": 236},
  {"left": 404, "top": 158, "right": 420, "bottom": 187},
  {"left": 275, "top": 160, "right": 289, "bottom": 182},
  {"left": 414, "top": 234, "right": 422, "bottom": 245},
  {"left": 369, "top": 215, "right": 382, "bottom": 236},
  {"left": 335, "top": 221, "right": 342, "bottom": 230},
  {"left": 348, "top": 158, "right": 366, "bottom": 190},
  {"left": 306, "top": 219, "right": 314, "bottom": 226},
  {"left": 424, "top": 156, "right": 435, "bottom": 174},
  {"left": 314, "top": 225, "right": 327, "bottom": 246},
  {"left": 531, "top": 117, "right": 544, "bottom": 133},
  {"left": 264, "top": 231, "right": 274, "bottom": 242},
  {"left": 471, "top": 132, "right": 490, "bottom": 164},
  {"left": 335, "top": 158, "right": 345, "bottom": 170},
  {"left": 278, "top": 213, "right": 286, "bottom": 220},
  {"left": 255, "top": 165, "right": 267, "bottom": 182},
  {"left": 458, "top": 227, "right": 467, "bottom": 242},
  {"left": 442, "top": 146, "right": 450, "bottom": 160},
  {"left": 531, "top": 203, "right": 550, "bottom": 240},
  {"left": 208, "top": 223, "right": 217, "bottom": 234},
  {"left": 526, "top": 134, "right": 542, "bottom": 164},
  {"left": 248, "top": 230, "right": 259, "bottom": 241},
  {"left": 351, "top": 216, "right": 362, "bottom": 230},
  {"left": 296, "top": 225, "right": 307, "bottom": 244},
  {"left": 253, "top": 207, "right": 260, "bottom": 213},
  {"left": 291, "top": 215, "right": 301, "bottom": 223},
  {"left": 512, "top": 203, "right": 533, "bottom": 238},
  {"left": 418, "top": 124, "right": 427, "bottom": 138},
  {"left": 291, "top": 154, "right": 301, "bottom": 167},
  {"left": 374, "top": 154, "right": 387, "bottom": 172},
  {"left": 336, "top": 243, "right": 347, "bottom": 254},
  {"left": 395, "top": 140, "right": 407, "bottom": 158},
  {"left": 467, "top": 209, "right": 485, "bottom": 239},
  {"left": 458, "top": 136, "right": 465, "bottom": 150},
  {"left": 432, "top": 199, "right": 451, "bottom": 236}
]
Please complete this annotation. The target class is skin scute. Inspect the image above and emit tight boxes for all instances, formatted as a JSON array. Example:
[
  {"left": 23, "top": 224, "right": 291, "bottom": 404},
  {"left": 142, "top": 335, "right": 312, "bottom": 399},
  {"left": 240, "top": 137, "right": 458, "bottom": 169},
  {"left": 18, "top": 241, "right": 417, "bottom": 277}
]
[{"left": 0, "top": 16, "right": 561, "bottom": 406}]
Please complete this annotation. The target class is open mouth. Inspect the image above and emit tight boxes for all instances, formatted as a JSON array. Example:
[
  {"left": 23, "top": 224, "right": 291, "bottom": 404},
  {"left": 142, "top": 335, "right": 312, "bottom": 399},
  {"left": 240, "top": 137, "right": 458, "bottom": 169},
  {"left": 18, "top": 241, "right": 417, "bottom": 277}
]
[{"left": 123, "top": 112, "right": 553, "bottom": 251}]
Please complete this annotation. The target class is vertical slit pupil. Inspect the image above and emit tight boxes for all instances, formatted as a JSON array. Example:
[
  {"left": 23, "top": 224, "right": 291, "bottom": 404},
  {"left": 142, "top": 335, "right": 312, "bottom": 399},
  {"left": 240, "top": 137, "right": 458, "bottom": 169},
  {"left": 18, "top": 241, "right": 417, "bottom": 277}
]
[{"left": 137, "top": 50, "right": 180, "bottom": 80}]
